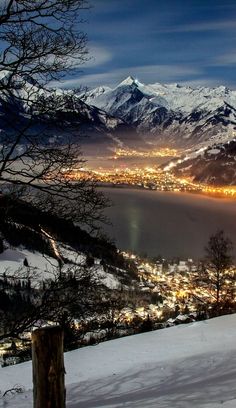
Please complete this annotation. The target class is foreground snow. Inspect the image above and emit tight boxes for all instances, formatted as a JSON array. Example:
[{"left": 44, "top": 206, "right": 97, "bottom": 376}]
[{"left": 1, "top": 314, "right": 236, "bottom": 407}]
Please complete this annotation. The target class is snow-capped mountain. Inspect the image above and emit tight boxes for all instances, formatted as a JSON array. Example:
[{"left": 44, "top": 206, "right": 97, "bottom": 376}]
[
  {"left": 3, "top": 72, "right": 236, "bottom": 153},
  {"left": 82, "top": 76, "right": 236, "bottom": 148}
]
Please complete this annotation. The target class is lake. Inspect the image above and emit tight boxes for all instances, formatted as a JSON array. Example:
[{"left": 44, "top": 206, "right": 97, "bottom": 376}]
[{"left": 100, "top": 187, "right": 236, "bottom": 259}]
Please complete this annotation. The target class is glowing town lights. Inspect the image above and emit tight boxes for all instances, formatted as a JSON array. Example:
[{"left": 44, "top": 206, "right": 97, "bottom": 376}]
[
  {"left": 62, "top": 163, "right": 236, "bottom": 199},
  {"left": 113, "top": 147, "right": 180, "bottom": 158},
  {"left": 177, "top": 290, "right": 187, "bottom": 298}
]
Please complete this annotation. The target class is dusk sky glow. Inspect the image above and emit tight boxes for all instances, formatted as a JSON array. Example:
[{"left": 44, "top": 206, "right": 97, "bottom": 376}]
[{"left": 55, "top": 0, "right": 236, "bottom": 90}]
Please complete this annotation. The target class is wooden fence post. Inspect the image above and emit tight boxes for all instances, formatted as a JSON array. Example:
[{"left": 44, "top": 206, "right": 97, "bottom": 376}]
[{"left": 32, "top": 326, "right": 65, "bottom": 408}]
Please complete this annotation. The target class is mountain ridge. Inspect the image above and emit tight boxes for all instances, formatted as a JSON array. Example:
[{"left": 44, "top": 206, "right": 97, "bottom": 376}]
[
  {"left": 0, "top": 73, "right": 131, "bottom": 149},
  {"left": 82, "top": 76, "right": 236, "bottom": 149}
]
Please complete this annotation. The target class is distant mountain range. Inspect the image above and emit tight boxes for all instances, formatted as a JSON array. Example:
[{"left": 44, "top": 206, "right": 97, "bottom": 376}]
[
  {"left": 81, "top": 75, "right": 236, "bottom": 149},
  {"left": 82, "top": 76, "right": 236, "bottom": 185},
  {"left": 2, "top": 71, "right": 236, "bottom": 185}
]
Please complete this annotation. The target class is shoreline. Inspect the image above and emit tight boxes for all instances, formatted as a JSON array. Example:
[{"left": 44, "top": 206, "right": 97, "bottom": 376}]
[{"left": 97, "top": 181, "right": 236, "bottom": 202}]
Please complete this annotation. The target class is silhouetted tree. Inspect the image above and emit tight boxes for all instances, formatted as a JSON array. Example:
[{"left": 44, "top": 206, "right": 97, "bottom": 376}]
[
  {"left": 86, "top": 254, "right": 94, "bottom": 267},
  {"left": 0, "top": 265, "right": 103, "bottom": 341},
  {"left": 140, "top": 314, "right": 153, "bottom": 333},
  {"left": 202, "top": 230, "right": 235, "bottom": 313},
  {"left": 23, "top": 258, "right": 29, "bottom": 267},
  {"left": 0, "top": 0, "right": 107, "bottom": 231}
]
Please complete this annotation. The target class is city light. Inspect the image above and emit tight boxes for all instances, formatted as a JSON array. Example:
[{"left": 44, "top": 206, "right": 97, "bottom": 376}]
[
  {"left": 113, "top": 147, "right": 180, "bottom": 159},
  {"left": 62, "top": 166, "right": 236, "bottom": 198}
]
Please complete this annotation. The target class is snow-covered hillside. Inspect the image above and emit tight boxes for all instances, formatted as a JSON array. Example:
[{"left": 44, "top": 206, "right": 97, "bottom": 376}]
[
  {"left": 0, "top": 195, "right": 137, "bottom": 288},
  {"left": 170, "top": 139, "right": 236, "bottom": 185},
  {"left": 0, "top": 71, "right": 126, "bottom": 148},
  {"left": 82, "top": 76, "right": 236, "bottom": 148},
  {"left": 1, "top": 314, "right": 236, "bottom": 407},
  {"left": 0, "top": 244, "right": 121, "bottom": 290}
]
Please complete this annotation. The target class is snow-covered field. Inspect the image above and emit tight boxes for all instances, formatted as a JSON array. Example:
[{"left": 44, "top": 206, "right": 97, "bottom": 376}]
[{"left": 1, "top": 314, "right": 236, "bottom": 407}]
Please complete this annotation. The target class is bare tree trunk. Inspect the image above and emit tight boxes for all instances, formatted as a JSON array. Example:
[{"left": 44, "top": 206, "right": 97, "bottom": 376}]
[{"left": 32, "top": 326, "right": 65, "bottom": 408}]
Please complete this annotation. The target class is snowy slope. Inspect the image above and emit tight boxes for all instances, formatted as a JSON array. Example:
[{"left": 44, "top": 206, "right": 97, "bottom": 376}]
[
  {"left": 0, "top": 195, "right": 136, "bottom": 289},
  {"left": 0, "top": 72, "right": 125, "bottom": 146},
  {"left": 0, "top": 248, "right": 58, "bottom": 282},
  {"left": 171, "top": 139, "right": 236, "bottom": 185},
  {"left": 1, "top": 314, "right": 236, "bottom": 407},
  {"left": 0, "top": 243, "right": 122, "bottom": 290}
]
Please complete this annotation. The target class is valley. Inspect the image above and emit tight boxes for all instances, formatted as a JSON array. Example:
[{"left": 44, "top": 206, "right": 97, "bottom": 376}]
[
  {"left": 64, "top": 161, "right": 236, "bottom": 198},
  {"left": 63, "top": 143, "right": 236, "bottom": 258},
  {"left": 80, "top": 75, "right": 236, "bottom": 187}
]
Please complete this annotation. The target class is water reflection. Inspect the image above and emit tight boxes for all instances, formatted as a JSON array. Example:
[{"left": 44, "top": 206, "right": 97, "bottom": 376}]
[
  {"left": 102, "top": 188, "right": 236, "bottom": 259},
  {"left": 125, "top": 206, "right": 141, "bottom": 252}
]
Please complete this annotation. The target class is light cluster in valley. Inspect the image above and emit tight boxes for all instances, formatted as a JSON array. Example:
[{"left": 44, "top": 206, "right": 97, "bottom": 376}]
[{"left": 63, "top": 164, "right": 236, "bottom": 198}]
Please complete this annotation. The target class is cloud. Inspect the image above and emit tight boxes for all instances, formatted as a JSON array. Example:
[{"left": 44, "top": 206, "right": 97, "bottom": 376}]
[
  {"left": 131, "top": 64, "right": 202, "bottom": 80},
  {"left": 49, "top": 72, "right": 120, "bottom": 89},
  {"left": 49, "top": 64, "right": 236, "bottom": 91},
  {"left": 180, "top": 78, "right": 227, "bottom": 88},
  {"left": 180, "top": 75, "right": 236, "bottom": 90},
  {"left": 154, "top": 19, "right": 236, "bottom": 34},
  {"left": 53, "top": 44, "right": 112, "bottom": 70},
  {"left": 211, "top": 51, "right": 236, "bottom": 66},
  {"left": 82, "top": 45, "right": 113, "bottom": 68},
  {"left": 49, "top": 64, "right": 203, "bottom": 89}
]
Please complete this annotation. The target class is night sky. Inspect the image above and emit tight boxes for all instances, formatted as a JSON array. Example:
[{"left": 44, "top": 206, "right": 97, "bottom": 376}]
[{"left": 56, "top": 0, "right": 236, "bottom": 89}]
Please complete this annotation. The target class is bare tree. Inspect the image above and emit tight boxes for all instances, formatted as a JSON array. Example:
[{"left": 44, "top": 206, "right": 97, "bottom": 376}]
[
  {"left": 0, "top": 264, "right": 103, "bottom": 342},
  {"left": 0, "top": 1, "right": 89, "bottom": 84},
  {"left": 0, "top": 1, "right": 108, "bottom": 231},
  {"left": 201, "top": 230, "right": 235, "bottom": 313},
  {"left": 0, "top": 2, "right": 116, "bottom": 355}
]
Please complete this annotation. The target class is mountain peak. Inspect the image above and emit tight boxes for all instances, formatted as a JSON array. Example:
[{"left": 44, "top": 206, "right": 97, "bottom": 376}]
[{"left": 118, "top": 76, "right": 138, "bottom": 87}]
